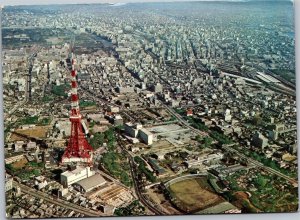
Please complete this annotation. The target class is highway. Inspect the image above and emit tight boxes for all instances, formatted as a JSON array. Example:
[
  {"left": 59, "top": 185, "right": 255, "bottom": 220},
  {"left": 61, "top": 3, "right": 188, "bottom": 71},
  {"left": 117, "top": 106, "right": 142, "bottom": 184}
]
[
  {"left": 162, "top": 103, "right": 208, "bottom": 137},
  {"left": 13, "top": 181, "right": 106, "bottom": 217}
]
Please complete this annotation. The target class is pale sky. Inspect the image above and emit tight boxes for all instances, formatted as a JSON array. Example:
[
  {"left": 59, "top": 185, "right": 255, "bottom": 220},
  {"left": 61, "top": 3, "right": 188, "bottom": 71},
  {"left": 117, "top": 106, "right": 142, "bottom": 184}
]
[
  {"left": 0, "top": 0, "right": 225, "bottom": 6},
  {"left": 1, "top": 0, "right": 281, "bottom": 6}
]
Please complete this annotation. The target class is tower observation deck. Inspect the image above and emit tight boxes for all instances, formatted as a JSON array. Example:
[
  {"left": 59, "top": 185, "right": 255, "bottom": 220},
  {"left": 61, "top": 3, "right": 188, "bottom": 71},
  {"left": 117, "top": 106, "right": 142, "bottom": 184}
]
[{"left": 61, "top": 53, "right": 93, "bottom": 164}]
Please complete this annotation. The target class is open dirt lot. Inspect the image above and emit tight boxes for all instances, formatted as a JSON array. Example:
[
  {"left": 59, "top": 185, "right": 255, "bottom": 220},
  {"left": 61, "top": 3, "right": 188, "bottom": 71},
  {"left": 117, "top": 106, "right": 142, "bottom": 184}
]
[
  {"left": 169, "top": 177, "right": 224, "bottom": 213},
  {"left": 10, "top": 126, "right": 50, "bottom": 141},
  {"left": 11, "top": 158, "right": 28, "bottom": 169}
]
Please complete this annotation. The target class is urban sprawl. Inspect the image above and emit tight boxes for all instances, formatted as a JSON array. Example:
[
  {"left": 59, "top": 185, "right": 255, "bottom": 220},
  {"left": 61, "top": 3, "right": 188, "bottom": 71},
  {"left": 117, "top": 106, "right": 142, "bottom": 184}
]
[{"left": 2, "top": 1, "right": 298, "bottom": 218}]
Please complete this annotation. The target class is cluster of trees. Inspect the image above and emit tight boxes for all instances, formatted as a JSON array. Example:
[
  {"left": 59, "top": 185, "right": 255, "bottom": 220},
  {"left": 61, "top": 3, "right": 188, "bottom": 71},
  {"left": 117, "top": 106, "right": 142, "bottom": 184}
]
[
  {"left": 248, "top": 151, "right": 294, "bottom": 177},
  {"left": 39, "top": 117, "right": 51, "bottom": 125},
  {"left": 203, "top": 137, "right": 213, "bottom": 148},
  {"left": 89, "top": 121, "right": 96, "bottom": 129},
  {"left": 6, "top": 161, "right": 44, "bottom": 180},
  {"left": 18, "top": 116, "right": 51, "bottom": 126},
  {"left": 89, "top": 128, "right": 116, "bottom": 150},
  {"left": 195, "top": 135, "right": 202, "bottom": 142},
  {"left": 114, "top": 200, "right": 145, "bottom": 216},
  {"left": 89, "top": 133, "right": 104, "bottom": 150},
  {"left": 102, "top": 152, "right": 119, "bottom": 173},
  {"left": 253, "top": 173, "right": 269, "bottom": 189},
  {"left": 185, "top": 116, "right": 209, "bottom": 131},
  {"left": 188, "top": 117, "right": 209, "bottom": 131},
  {"left": 101, "top": 152, "right": 131, "bottom": 187},
  {"left": 105, "top": 128, "right": 115, "bottom": 150},
  {"left": 174, "top": 108, "right": 185, "bottom": 115},
  {"left": 225, "top": 171, "right": 245, "bottom": 191},
  {"left": 19, "top": 116, "right": 39, "bottom": 125},
  {"left": 250, "top": 181, "right": 298, "bottom": 213},
  {"left": 99, "top": 128, "right": 132, "bottom": 187},
  {"left": 17, "top": 169, "right": 41, "bottom": 180},
  {"left": 249, "top": 174, "right": 296, "bottom": 212},
  {"left": 79, "top": 100, "right": 96, "bottom": 108},
  {"left": 210, "top": 131, "right": 232, "bottom": 145},
  {"left": 51, "top": 84, "right": 70, "bottom": 98},
  {"left": 162, "top": 185, "right": 173, "bottom": 201},
  {"left": 193, "top": 122, "right": 209, "bottom": 131},
  {"left": 168, "top": 116, "right": 177, "bottom": 122},
  {"left": 5, "top": 164, "right": 17, "bottom": 173},
  {"left": 120, "top": 171, "right": 131, "bottom": 187},
  {"left": 134, "top": 156, "right": 156, "bottom": 183},
  {"left": 28, "top": 162, "right": 44, "bottom": 168},
  {"left": 196, "top": 136, "right": 213, "bottom": 148},
  {"left": 42, "top": 95, "right": 54, "bottom": 102},
  {"left": 224, "top": 168, "right": 298, "bottom": 213}
]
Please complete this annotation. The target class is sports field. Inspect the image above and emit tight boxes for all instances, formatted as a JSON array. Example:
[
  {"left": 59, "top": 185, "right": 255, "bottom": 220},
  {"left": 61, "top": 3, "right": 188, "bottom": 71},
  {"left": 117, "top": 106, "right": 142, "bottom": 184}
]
[{"left": 168, "top": 177, "right": 224, "bottom": 213}]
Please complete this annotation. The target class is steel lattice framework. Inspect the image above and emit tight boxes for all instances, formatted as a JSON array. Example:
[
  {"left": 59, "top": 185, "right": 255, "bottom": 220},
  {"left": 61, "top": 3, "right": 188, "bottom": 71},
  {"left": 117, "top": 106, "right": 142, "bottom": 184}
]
[{"left": 61, "top": 53, "right": 93, "bottom": 164}]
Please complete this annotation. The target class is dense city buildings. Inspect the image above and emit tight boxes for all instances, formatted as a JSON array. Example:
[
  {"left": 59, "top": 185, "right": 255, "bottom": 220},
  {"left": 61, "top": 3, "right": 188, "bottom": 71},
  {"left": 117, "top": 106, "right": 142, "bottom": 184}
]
[{"left": 2, "top": 1, "right": 298, "bottom": 218}]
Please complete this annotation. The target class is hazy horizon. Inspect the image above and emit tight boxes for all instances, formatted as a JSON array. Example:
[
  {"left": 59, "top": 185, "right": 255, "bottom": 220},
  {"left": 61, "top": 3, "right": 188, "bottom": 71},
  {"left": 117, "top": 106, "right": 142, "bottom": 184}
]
[{"left": 1, "top": 0, "right": 291, "bottom": 6}]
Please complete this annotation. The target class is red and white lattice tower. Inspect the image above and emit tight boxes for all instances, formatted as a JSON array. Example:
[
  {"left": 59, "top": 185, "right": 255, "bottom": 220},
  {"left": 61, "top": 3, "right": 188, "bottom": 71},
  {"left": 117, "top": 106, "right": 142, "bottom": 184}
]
[{"left": 61, "top": 53, "right": 93, "bottom": 164}]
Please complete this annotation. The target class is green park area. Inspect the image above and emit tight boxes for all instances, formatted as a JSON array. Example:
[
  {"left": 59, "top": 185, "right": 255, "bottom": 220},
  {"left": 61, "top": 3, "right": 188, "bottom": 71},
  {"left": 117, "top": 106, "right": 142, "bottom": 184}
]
[
  {"left": 210, "top": 131, "right": 232, "bottom": 145},
  {"left": 195, "top": 135, "right": 214, "bottom": 148},
  {"left": 224, "top": 170, "right": 298, "bottom": 213},
  {"left": 51, "top": 84, "right": 71, "bottom": 98},
  {"left": 39, "top": 117, "right": 51, "bottom": 125},
  {"left": 242, "top": 148, "right": 298, "bottom": 178},
  {"left": 19, "top": 116, "right": 39, "bottom": 125},
  {"left": 101, "top": 151, "right": 132, "bottom": 187},
  {"left": 114, "top": 200, "right": 146, "bottom": 216},
  {"left": 134, "top": 156, "right": 157, "bottom": 183},
  {"left": 42, "top": 95, "right": 54, "bottom": 102},
  {"left": 42, "top": 83, "right": 73, "bottom": 102},
  {"left": 6, "top": 161, "right": 44, "bottom": 181},
  {"left": 89, "top": 128, "right": 115, "bottom": 150},
  {"left": 174, "top": 108, "right": 186, "bottom": 115},
  {"left": 79, "top": 100, "right": 96, "bottom": 108},
  {"left": 95, "top": 128, "right": 132, "bottom": 187},
  {"left": 187, "top": 117, "right": 209, "bottom": 132},
  {"left": 18, "top": 116, "right": 51, "bottom": 126}
]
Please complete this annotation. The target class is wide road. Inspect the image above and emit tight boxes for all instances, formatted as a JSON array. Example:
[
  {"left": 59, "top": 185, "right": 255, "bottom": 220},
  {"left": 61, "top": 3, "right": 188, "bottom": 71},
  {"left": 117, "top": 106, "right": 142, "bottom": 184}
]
[
  {"left": 13, "top": 181, "right": 106, "bottom": 217},
  {"left": 162, "top": 103, "right": 208, "bottom": 137},
  {"left": 6, "top": 50, "right": 39, "bottom": 117},
  {"left": 223, "top": 146, "right": 298, "bottom": 186}
]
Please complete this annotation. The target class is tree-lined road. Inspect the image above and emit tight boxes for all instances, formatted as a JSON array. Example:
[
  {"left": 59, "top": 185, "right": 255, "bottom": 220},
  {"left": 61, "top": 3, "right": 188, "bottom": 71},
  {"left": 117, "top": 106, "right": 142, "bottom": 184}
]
[
  {"left": 222, "top": 146, "right": 298, "bottom": 186},
  {"left": 163, "top": 103, "right": 209, "bottom": 137}
]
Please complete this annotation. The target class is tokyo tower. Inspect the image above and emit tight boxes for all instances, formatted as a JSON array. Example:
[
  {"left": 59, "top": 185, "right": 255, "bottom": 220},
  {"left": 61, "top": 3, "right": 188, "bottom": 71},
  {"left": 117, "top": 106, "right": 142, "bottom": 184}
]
[{"left": 61, "top": 52, "right": 93, "bottom": 164}]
